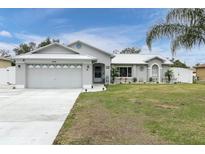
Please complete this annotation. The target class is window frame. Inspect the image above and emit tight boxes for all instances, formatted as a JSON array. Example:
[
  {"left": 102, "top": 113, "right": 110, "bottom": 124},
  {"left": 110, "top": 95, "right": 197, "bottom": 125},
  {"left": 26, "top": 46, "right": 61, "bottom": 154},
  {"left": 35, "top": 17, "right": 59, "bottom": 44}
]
[{"left": 117, "top": 67, "right": 132, "bottom": 77}]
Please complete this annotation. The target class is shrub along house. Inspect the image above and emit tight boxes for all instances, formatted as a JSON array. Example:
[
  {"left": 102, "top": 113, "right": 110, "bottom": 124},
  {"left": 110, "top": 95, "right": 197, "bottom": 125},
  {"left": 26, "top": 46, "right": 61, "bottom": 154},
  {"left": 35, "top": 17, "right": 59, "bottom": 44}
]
[{"left": 15, "top": 40, "right": 173, "bottom": 89}]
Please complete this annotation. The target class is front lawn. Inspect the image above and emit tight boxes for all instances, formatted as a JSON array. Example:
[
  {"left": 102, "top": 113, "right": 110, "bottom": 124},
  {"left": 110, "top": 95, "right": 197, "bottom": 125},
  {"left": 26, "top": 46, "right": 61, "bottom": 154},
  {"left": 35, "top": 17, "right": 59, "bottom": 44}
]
[{"left": 54, "top": 84, "right": 205, "bottom": 144}]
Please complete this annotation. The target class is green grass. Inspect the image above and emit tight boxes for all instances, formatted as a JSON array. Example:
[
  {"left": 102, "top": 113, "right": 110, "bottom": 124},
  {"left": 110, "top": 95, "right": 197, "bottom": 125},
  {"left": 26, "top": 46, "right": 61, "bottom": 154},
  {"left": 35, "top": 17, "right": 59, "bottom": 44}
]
[{"left": 54, "top": 84, "right": 205, "bottom": 144}]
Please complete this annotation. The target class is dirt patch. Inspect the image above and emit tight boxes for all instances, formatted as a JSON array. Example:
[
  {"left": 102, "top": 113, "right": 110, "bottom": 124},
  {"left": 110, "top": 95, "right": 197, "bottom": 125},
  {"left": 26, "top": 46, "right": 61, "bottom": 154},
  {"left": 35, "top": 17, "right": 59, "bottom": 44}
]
[
  {"left": 54, "top": 102, "right": 168, "bottom": 144},
  {"left": 128, "top": 98, "right": 143, "bottom": 105},
  {"left": 155, "top": 104, "right": 178, "bottom": 109}
]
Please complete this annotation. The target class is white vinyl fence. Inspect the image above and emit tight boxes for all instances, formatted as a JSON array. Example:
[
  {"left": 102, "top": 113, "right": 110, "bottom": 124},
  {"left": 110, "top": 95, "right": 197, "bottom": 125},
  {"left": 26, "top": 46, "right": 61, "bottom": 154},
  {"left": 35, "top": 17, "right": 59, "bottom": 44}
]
[
  {"left": 171, "top": 67, "right": 193, "bottom": 83},
  {"left": 0, "top": 67, "right": 15, "bottom": 85}
]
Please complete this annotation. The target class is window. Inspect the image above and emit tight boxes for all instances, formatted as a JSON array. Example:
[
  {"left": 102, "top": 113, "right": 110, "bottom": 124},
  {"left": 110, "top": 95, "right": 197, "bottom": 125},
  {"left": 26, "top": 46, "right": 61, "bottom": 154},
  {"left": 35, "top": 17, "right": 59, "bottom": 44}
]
[
  {"left": 152, "top": 64, "right": 159, "bottom": 77},
  {"left": 76, "top": 43, "right": 82, "bottom": 49},
  {"left": 117, "top": 67, "right": 132, "bottom": 77}
]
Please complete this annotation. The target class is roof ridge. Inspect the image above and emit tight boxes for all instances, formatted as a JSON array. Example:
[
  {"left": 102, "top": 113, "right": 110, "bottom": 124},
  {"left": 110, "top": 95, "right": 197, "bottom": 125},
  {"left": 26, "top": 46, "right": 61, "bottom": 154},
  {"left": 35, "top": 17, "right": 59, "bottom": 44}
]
[{"left": 68, "top": 40, "right": 114, "bottom": 57}]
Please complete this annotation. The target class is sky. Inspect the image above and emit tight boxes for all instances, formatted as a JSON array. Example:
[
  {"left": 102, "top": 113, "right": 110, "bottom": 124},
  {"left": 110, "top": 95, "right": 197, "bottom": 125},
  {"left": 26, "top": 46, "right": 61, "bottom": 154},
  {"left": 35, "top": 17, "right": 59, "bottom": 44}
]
[{"left": 0, "top": 8, "right": 205, "bottom": 66}]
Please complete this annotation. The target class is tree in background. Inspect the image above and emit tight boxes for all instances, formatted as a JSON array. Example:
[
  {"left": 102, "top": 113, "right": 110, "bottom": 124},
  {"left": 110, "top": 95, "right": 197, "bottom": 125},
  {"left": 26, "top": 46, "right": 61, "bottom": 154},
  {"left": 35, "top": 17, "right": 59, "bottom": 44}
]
[
  {"left": 146, "top": 9, "right": 205, "bottom": 56},
  {"left": 171, "top": 59, "right": 189, "bottom": 68},
  {"left": 120, "top": 47, "right": 141, "bottom": 54},
  {"left": 0, "top": 49, "right": 11, "bottom": 57},
  {"left": 113, "top": 47, "right": 141, "bottom": 54},
  {"left": 29, "top": 42, "right": 36, "bottom": 51},
  {"left": 38, "top": 37, "right": 52, "bottom": 48},
  {"left": 14, "top": 43, "right": 33, "bottom": 55},
  {"left": 195, "top": 63, "right": 201, "bottom": 67},
  {"left": 14, "top": 37, "right": 60, "bottom": 55}
]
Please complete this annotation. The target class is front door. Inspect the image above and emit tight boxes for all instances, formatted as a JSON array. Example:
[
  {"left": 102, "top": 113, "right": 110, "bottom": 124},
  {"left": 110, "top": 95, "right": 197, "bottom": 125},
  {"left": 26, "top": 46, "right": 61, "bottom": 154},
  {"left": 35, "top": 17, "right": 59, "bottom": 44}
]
[{"left": 94, "top": 65, "right": 103, "bottom": 83}]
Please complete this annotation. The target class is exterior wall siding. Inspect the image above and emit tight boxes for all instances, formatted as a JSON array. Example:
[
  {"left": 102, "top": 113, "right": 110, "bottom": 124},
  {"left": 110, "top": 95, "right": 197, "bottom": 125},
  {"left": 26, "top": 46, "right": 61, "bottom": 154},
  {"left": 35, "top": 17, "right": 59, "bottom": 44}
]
[
  {"left": 136, "top": 65, "right": 148, "bottom": 82},
  {"left": 196, "top": 68, "right": 205, "bottom": 81},
  {"left": 15, "top": 62, "right": 26, "bottom": 88},
  {"left": 0, "top": 66, "right": 15, "bottom": 85},
  {"left": 70, "top": 43, "right": 112, "bottom": 84},
  {"left": 171, "top": 67, "right": 193, "bottom": 83}
]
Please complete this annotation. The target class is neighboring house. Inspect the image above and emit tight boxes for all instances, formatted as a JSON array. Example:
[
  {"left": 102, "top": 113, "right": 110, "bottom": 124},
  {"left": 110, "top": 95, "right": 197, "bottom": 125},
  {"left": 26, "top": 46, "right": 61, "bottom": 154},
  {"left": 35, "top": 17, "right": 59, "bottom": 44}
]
[
  {"left": 195, "top": 64, "right": 205, "bottom": 81},
  {"left": 111, "top": 54, "right": 172, "bottom": 83},
  {"left": 15, "top": 41, "right": 113, "bottom": 88},
  {"left": 0, "top": 57, "right": 12, "bottom": 68}
]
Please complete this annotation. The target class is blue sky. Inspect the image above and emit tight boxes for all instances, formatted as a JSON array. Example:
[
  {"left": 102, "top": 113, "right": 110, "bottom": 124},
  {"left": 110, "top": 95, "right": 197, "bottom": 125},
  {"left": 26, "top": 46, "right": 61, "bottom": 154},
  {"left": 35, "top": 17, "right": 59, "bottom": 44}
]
[{"left": 0, "top": 8, "right": 205, "bottom": 66}]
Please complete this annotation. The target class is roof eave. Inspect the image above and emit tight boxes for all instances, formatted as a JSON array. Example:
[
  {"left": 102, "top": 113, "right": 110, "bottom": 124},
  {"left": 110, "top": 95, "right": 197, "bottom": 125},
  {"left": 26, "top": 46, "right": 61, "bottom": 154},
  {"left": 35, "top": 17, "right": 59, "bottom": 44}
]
[
  {"left": 111, "top": 63, "right": 148, "bottom": 65},
  {"left": 25, "top": 42, "right": 80, "bottom": 55},
  {"left": 15, "top": 57, "right": 96, "bottom": 60}
]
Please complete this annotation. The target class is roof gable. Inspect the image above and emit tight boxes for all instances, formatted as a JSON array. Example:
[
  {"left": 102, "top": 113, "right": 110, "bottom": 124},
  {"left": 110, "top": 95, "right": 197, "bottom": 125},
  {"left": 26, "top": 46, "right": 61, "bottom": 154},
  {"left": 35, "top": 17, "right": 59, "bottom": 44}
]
[
  {"left": 68, "top": 40, "right": 114, "bottom": 57},
  {"left": 145, "top": 56, "right": 166, "bottom": 62},
  {"left": 29, "top": 43, "right": 79, "bottom": 55},
  {"left": 195, "top": 64, "right": 205, "bottom": 68}
]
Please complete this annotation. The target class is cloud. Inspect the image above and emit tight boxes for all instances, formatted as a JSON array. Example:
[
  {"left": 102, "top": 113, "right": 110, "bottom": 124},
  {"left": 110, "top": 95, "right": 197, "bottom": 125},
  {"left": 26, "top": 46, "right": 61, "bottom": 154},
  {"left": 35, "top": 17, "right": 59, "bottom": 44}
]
[
  {"left": 14, "top": 25, "right": 146, "bottom": 52},
  {"left": 57, "top": 25, "right": 147, "bottom": 52},
  {"left": 0, "top": 42, "right": 18, "bottom": 56},
  {"left": 15, "top": 33, "right": 46, "bottom": 44},
  {"left": 0, "top": 30, "right": 12, "bottom": 37},
  {"left": 0, "top": 42, "right": 17, "bottom": 50},
  {"left": 13, "top": 24, "right": 205, "bottom": 67}
]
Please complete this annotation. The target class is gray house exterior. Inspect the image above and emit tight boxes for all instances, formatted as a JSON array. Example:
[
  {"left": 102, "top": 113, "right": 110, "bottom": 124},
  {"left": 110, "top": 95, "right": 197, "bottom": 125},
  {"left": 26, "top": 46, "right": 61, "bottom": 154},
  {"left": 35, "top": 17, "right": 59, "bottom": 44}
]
[
  {"left": 111, "top": 54, "right": 172, "bottom": 83},
  {"left": 15, "top": 41, "right": 113, "bottom": 89},
  {"left": 15, "top": 40, "right": 172, "bottom": 89}
]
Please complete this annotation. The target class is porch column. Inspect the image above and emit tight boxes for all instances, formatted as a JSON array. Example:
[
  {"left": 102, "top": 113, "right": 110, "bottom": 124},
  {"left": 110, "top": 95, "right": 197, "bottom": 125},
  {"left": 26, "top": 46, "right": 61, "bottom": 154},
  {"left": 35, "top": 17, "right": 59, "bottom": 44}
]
[
  {"left": 105, "top": 65, "right": 110, "bottom": 84},
  {"left": 148, "top": 67, "right": 152, "bottom": 81},
  {"left": 132, "top": 65, "right": 137, "bottom": 77}
]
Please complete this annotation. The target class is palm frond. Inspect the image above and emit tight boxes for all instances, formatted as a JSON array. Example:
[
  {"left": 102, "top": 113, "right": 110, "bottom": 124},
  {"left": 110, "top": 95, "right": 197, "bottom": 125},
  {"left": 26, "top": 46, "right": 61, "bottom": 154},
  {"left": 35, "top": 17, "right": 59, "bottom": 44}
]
[
  {"left": 171, "top": 27, "right": 205, "bottom": 54},
  {"left": 146, "top": 23, "right": 185, "bottom": 50},
  {"left": 146, "top": 8, "right": 205, "bottom": 53},
  {"left": 166, "top": 8, "right": 205, "bottom": 25}
]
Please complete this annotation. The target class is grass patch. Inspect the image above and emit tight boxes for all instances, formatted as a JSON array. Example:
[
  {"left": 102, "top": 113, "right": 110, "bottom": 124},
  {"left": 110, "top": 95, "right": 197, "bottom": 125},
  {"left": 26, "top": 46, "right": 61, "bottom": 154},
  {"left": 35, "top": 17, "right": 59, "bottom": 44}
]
[{"left": 54, "top": 84, "right": 205, "bottom": 144}]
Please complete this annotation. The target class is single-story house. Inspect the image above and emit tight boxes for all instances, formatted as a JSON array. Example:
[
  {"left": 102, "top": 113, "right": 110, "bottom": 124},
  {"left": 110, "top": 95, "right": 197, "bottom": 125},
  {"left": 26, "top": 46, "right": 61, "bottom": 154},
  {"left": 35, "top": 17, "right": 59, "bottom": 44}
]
[
  {"left": 15, "top": 40, "right": 174, "bottom": 88},
  {"left": 0, "top": 57, "right": 12, "bottom": 68},
  {"left": 111, "top": 54, "right": 172, "bottom": 83},
  {"left": 195, "top": 64, "right": 205, "bottom": 81}
]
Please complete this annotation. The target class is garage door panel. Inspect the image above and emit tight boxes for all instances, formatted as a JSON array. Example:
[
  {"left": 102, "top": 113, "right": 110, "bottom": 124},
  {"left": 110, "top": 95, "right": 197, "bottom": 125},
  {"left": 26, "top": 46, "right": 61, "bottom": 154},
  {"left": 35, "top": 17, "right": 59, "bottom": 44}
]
[{"left": 27, "top": 64, "right": 82, "bottom": 88}]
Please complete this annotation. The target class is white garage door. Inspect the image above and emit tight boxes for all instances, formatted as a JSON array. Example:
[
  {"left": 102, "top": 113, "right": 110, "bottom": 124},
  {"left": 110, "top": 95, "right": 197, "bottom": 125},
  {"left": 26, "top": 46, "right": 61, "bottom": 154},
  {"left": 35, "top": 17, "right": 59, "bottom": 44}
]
[{"left": 26, "top": 64, "right": 82, "bottom": 88}]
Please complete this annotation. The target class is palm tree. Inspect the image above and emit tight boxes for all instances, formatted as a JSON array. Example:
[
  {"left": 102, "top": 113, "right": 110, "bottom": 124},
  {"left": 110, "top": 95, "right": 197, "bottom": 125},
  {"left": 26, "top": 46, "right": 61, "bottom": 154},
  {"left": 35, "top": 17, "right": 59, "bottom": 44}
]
[{"left": 146, "top": 9, "right": 205, "bottom": 56}]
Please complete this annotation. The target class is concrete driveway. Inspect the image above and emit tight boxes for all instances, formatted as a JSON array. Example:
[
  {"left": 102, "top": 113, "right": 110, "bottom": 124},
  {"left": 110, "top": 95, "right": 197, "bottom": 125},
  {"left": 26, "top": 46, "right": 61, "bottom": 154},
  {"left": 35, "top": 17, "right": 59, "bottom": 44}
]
[{"left": 0, "top": 89, "right": 81, "bottom": 145}]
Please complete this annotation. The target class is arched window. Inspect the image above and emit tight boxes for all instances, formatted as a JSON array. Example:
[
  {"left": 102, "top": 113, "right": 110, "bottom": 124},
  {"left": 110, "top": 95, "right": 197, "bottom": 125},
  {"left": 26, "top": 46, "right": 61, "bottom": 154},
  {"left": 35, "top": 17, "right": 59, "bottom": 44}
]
[{"left": 152, "top": 64, "right": 159, "bottom": 78}]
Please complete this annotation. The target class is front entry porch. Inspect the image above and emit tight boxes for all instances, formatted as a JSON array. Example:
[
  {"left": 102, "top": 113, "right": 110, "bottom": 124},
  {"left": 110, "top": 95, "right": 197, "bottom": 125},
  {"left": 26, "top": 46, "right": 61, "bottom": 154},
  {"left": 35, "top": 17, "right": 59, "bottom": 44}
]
[{"left": 93, "top": 63, "right": 105, "bottom": 84}]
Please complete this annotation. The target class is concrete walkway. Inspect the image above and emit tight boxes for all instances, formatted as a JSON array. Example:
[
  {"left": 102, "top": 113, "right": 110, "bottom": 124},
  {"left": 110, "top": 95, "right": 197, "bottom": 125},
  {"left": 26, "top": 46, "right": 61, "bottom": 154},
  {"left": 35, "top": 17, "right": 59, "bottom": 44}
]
[
  {"left": 82, "top": 84, "right": 106, "bottom": 92},
  {"left": 0, "top": 89, "right": 81, "bottom": 145}
]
